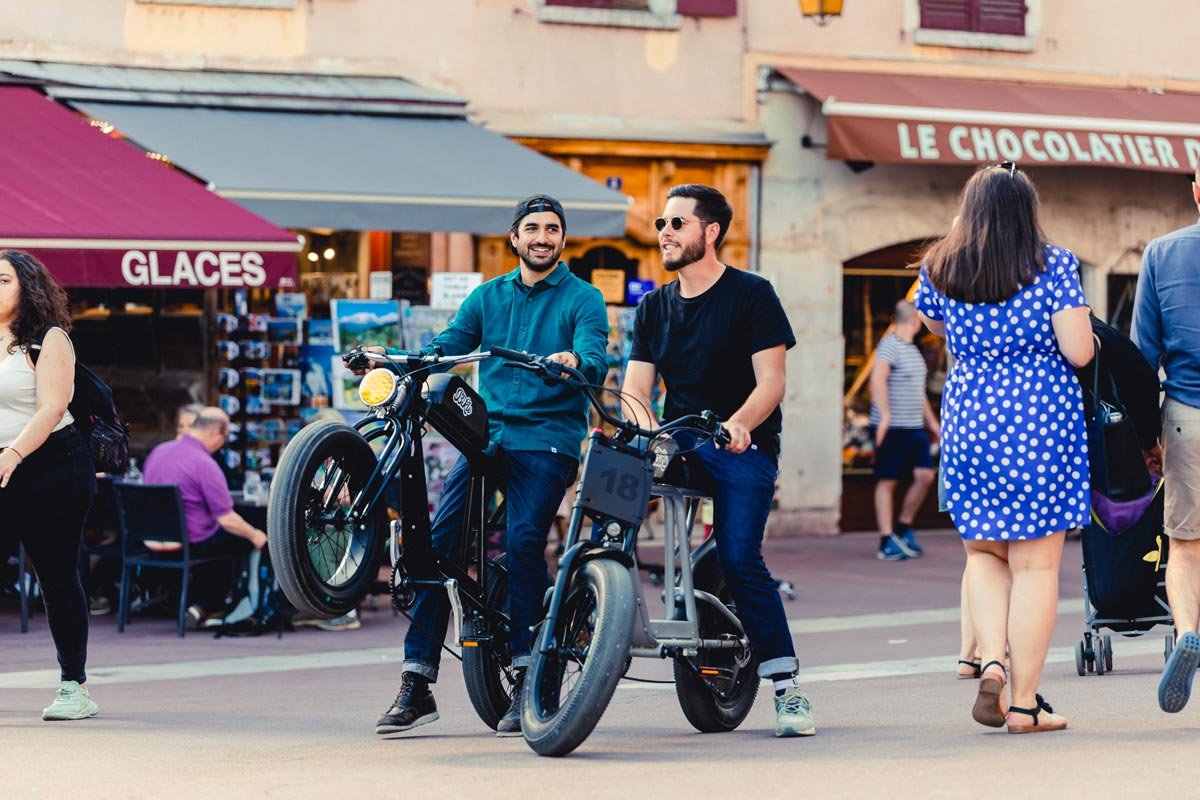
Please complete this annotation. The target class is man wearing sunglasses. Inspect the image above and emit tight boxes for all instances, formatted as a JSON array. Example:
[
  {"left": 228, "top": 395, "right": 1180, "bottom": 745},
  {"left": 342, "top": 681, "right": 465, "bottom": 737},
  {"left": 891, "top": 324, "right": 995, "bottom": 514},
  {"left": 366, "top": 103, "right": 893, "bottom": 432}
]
[
  {"left": 622, "top": 184, "right": 810, "bottom": 737},
  {"left": 365, "top": 194, "right": 610, "bottom": 738}
]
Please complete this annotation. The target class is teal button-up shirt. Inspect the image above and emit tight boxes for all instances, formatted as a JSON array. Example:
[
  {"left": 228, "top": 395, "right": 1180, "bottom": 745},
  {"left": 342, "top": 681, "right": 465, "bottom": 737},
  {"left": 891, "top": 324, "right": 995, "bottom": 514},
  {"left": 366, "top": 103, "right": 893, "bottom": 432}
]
[{"left": 413, "top": 262, "right": 609, "bottom": 457}]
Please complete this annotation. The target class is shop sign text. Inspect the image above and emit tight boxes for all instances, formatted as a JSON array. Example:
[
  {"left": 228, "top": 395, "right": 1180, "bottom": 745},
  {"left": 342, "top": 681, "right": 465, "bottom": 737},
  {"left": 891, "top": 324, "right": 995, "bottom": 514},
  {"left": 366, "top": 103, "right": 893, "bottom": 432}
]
[{"left": 121, "top": 250, "right": 267, "bottom": 287}]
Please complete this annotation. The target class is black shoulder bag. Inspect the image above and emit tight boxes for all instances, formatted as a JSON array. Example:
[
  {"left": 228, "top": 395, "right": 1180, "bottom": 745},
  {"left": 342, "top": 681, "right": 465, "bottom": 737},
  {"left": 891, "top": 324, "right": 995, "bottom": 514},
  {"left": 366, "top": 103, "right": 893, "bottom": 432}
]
[
  {"left": 1087, "top": 334, "right": 1152, "bottom": 503},
  {"left": 30, "top": 331, "right": 130, "bottom": 474}
]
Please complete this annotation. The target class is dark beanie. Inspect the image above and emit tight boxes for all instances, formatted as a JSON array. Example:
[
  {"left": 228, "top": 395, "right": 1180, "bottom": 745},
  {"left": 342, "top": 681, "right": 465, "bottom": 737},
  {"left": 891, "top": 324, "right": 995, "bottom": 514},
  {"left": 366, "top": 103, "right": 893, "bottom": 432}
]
[{"left": 511, "top": 194, "right": 566, "bottom": 231}]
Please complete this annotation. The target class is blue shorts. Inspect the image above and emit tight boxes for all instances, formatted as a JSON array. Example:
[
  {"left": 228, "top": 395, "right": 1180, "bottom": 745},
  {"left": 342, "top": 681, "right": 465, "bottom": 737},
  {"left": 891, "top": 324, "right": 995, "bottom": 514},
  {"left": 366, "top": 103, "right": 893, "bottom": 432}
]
[{"left": 873, "top": 428, "right": 933, "bottom": 480}]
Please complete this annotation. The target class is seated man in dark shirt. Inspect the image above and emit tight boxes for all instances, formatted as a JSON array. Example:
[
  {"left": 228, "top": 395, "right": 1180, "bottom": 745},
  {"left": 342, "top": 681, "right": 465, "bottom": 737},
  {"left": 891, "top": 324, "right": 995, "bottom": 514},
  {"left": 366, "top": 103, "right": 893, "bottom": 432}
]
[{"left": 620, "top": 183, "right": 811, "bottom": 738}]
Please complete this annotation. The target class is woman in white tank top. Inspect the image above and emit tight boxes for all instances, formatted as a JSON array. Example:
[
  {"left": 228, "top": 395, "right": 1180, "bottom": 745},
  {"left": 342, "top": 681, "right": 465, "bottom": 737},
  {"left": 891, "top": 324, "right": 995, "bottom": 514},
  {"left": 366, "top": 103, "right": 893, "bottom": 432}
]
[{"left": 0, "top": 250, "right": 98, "bottom": 721}]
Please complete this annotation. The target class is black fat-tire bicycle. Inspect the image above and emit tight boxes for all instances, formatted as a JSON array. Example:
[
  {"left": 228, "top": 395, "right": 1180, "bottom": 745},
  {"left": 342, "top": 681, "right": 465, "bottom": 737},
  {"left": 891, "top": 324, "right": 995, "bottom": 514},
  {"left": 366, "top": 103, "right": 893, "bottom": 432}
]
[
  {"left": 268, "top": 347, "right": 520, "bottom": 729},
  {"left": 480, "top": 349, "right": 758, "bottom": 758}
]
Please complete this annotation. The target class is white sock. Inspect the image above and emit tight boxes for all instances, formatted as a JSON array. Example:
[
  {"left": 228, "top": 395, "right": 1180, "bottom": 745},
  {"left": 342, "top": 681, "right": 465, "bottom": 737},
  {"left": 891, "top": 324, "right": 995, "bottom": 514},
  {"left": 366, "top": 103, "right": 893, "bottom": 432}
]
[{"left": 773, "top": 675, "right": 800, "bottom": 695}]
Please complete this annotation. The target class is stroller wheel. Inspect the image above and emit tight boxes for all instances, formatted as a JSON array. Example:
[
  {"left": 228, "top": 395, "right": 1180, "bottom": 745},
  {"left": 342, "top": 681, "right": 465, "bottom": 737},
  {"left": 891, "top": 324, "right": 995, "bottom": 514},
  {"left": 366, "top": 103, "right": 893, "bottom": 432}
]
[
  {"left": 1102, "top": 635, "right": 1113, "bottom": 672},
  {"left": 1074, "top": 641, "right": 1086, "bottom": 677},
  {"left": 1095, "top": 641, "right": 1107, "bottom": 675}
]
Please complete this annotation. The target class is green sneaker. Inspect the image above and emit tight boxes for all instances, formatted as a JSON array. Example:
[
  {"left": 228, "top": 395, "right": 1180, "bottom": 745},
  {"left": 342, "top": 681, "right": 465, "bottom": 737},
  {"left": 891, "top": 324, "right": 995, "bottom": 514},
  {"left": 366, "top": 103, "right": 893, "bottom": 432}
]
[
  {"left": 42, "top": 681, "right": 99, "bottom": 721},
  {"left": 775, "top": 686, "right": 816, "bottom": 737}
]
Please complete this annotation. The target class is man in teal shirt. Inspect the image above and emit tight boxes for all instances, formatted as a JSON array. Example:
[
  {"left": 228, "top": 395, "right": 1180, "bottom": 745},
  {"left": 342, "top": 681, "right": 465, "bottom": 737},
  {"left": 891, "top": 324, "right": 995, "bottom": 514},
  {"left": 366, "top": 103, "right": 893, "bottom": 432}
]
[{"left": 375, "top": 195, "right": 609, "bottom": 738}]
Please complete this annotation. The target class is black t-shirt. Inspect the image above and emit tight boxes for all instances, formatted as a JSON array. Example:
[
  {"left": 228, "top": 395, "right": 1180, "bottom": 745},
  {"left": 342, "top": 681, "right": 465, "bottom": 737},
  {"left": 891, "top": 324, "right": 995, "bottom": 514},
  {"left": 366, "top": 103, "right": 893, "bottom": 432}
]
[{"left": 629, "top": 266, "right": 796, "bottom": 459}]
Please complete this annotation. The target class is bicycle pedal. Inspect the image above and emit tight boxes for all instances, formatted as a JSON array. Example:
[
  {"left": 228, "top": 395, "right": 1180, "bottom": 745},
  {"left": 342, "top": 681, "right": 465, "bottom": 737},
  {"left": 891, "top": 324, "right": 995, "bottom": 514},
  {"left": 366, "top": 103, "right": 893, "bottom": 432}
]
[{"left": 697, "top": 666, "right": 734, "bottom": 681}]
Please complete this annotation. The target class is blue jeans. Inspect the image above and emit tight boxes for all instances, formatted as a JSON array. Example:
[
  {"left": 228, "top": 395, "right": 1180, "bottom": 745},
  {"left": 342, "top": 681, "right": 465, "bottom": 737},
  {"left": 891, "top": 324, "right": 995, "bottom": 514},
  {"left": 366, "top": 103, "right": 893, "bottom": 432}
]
[
  {"left": 673, "top": 433, "right": 798, "bottom": 678},
  {"left": 402, "top": 448, "right": 577, "bottom": 681}
]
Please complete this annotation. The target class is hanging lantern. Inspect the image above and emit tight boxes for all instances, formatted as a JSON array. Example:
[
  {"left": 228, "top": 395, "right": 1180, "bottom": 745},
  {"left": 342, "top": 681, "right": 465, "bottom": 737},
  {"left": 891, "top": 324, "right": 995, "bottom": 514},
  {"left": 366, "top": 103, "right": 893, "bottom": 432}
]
[{"left": 799, "top": 0, "right": 844, "bottom": 26}]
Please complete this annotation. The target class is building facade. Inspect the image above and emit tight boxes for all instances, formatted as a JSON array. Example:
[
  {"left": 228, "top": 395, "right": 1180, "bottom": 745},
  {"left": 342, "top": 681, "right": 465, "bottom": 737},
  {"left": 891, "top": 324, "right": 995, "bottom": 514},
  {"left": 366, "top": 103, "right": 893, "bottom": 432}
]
[{"left": 4, "top": 0, "right": 1199, "bottom": 530}]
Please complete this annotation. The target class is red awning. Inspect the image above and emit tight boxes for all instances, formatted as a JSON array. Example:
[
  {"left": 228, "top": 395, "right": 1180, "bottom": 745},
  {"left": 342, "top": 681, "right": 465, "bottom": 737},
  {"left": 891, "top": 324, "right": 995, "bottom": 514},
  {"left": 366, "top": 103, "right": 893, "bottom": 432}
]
[
  {"left": 776, "top": 68, "right": 1200, "bottom": 174},
  {"left": 0, "top": 87, "right": 299, "bottom": 288}
]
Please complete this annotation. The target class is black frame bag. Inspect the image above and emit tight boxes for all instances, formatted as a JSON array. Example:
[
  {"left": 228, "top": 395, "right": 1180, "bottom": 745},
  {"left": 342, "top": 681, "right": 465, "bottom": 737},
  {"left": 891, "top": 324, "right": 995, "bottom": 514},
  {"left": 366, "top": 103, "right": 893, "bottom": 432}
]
[
  {"left": 30, "top": 331, "right": 130, "bottom": 474},
  {"left": 1087, "top": 335, "right": 1152, "bottom": 503}
]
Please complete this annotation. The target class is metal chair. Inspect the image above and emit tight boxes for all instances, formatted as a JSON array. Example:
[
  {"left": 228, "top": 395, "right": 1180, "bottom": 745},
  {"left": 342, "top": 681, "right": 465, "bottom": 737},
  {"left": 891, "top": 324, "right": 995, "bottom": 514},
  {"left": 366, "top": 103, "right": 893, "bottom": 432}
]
[{"left": 112, "top": 483, "right": 233, "bottom": 638}]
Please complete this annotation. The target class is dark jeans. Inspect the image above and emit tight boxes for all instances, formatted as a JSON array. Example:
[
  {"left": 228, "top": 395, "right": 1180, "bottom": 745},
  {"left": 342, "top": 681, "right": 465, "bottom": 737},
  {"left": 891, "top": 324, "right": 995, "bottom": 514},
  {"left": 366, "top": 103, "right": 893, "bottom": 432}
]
[
  {"left": 190, "top": 529, "right": 253, "bottom": 614},
  {"left": 0, "top": 426, "right": 96, "bottom": 683},
  {"left": 673, "top": 432, "right": 797, "bottom": 678},
  {"left": 403, "top": 448, "right": 577, "bottom": 681}
]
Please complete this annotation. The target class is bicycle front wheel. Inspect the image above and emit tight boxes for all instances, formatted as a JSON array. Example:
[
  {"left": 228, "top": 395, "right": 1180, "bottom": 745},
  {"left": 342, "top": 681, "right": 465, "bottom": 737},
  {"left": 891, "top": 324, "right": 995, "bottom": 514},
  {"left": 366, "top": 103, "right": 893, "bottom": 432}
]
[
  {"left": 268, "top": 421, "right": 386, "bottom": 618},
  {"left": 521, "top": 558, "right": 634, "bottom": 757}
]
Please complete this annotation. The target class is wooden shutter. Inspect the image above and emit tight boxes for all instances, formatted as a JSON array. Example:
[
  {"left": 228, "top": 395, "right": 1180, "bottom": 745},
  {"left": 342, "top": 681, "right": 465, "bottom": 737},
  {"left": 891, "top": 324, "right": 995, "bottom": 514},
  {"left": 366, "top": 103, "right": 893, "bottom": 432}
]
[
  {"left": 677, "top": 0, "right": 737, "bottom": 16},
  {"left": 977, "top": 0, "right": 1026, "bottom": 35},
  {"left": 920, "top": 0, "right": 972, "bottom": 31}
]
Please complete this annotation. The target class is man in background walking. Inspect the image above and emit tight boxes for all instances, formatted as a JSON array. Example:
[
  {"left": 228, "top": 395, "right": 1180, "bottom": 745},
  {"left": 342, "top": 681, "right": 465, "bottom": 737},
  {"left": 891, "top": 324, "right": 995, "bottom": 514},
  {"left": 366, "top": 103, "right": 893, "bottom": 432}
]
[{"left": 870, "top": 299, "right": 940, "bottom": 561}]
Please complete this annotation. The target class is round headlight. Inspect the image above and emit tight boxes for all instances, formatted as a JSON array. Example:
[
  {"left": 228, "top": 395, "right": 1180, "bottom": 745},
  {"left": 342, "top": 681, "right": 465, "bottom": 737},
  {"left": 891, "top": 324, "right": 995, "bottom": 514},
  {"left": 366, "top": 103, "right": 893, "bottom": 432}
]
[{"left": 358, "top": 368, "right": 398, "bottom": 408}]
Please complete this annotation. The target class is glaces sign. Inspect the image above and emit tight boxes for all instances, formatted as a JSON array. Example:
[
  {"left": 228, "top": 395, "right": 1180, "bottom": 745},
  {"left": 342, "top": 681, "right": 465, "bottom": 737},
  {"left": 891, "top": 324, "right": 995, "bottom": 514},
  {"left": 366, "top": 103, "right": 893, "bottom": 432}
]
[{"left": 121, "top": 250, "right": 267, "bottom": 287}]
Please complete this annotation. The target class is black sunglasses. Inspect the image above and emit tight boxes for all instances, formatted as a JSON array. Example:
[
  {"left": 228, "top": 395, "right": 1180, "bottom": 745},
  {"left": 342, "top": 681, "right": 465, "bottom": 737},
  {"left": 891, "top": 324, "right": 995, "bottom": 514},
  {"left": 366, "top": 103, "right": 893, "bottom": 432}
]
[
  {"left": 995, "top": 161, "right": 1016, "bottom": 177},
  {"left": 654, "top": 216, "right": 702, "bottom": 232}
]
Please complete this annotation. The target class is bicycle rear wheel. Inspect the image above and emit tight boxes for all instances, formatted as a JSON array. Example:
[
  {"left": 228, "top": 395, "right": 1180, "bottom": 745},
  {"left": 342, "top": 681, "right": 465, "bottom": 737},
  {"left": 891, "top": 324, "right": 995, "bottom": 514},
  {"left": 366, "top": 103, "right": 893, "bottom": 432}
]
[
  {"left": 673, "top": 566, "right": 759, "bottom": 732},
  {"left": 462, "top": 555, "right": 516, "bottom": 730},
  {"left": 269, "top": 421, "right": 386, "bottom": 618},
  {"left": 521, "top": 559, "right": 634, "bottom": 757}
]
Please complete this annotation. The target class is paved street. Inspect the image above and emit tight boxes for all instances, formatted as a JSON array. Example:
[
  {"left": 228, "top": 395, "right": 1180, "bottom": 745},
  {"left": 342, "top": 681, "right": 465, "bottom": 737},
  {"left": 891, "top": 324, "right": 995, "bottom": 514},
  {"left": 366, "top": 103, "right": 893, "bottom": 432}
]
[{"left": 3, "top": 531, "right": 1196, "bottom": 799}]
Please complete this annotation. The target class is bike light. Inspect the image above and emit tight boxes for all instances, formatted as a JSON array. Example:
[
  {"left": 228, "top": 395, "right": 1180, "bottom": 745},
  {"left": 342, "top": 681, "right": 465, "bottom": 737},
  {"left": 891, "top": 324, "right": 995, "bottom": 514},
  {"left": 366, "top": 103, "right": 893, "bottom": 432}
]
[{"left": 358, "top": 368, "right": 398, "bottom": 407}]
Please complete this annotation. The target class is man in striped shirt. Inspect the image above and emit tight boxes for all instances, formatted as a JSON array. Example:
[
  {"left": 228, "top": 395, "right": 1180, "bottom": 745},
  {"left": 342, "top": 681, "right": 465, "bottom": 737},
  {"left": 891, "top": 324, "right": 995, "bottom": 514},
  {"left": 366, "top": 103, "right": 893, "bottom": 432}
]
[{"left": 870, "top": 299, "right": 941, "bottom": 561}]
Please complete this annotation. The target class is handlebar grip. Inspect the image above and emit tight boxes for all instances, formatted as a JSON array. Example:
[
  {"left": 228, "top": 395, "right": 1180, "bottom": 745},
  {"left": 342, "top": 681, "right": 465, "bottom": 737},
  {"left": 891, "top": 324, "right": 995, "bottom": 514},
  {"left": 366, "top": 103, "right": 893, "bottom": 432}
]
[
  {"left": 343, "top": 350, "right": 371, "bottom": 372},
  {"left": 712, "top": 424, "right": 732, "bottom": 447},
  {"left": 489, "top": 346, "right": 534, "bottom": 364}
]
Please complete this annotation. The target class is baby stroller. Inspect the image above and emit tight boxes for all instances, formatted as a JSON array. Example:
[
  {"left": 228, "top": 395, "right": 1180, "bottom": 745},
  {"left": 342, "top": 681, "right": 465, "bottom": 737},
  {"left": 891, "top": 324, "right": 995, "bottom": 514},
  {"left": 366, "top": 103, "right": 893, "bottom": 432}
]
[{"left": 1075, "top": 480, "right": 1174, "bottom": 675}]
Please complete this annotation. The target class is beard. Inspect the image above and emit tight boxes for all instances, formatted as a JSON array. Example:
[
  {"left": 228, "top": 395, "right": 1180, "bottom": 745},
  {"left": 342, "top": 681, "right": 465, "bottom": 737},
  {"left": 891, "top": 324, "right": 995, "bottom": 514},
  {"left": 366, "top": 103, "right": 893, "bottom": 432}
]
[
  {"left": 662, "top": 236, "right": 707, "bottom": 272},
  {"left": 517, "top": 241, "right": 563, "bottom": 273}
]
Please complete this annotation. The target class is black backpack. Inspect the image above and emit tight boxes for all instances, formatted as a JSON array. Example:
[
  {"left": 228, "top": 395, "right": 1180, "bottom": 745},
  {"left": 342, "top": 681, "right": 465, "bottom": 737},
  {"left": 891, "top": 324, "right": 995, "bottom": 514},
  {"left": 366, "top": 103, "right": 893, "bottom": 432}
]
[
  {"left": 211, "top": 548, "right": 290, "bottom": 638},
  {"left": 30, "top": 330, "right": 130, "bottom": 474}
]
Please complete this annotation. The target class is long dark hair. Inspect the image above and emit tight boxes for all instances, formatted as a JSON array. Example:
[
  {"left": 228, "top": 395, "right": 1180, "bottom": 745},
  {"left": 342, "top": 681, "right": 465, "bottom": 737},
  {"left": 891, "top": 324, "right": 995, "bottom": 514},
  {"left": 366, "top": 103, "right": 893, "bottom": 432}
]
[
  {"left": 0, "top": 250, "right": 72, "bottom": 355},
  {"left": 920, "top": 165, "right": 1047, "bottom": 304}
]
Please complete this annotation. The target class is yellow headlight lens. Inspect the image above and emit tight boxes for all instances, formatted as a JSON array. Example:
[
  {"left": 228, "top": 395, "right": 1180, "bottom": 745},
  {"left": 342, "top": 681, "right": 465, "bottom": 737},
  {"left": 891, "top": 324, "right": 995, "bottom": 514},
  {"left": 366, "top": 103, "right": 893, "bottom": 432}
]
[{"left": 358, "top": 368, "right": 398, "bottom": 407}]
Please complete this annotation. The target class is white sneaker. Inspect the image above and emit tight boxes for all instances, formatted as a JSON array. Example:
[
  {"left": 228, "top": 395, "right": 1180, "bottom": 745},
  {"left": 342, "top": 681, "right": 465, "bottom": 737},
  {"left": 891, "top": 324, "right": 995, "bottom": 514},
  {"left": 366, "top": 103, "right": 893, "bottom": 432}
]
[
  {"left": 42, "top": 681, "right": 99, "bottom": 721},
  {"left": 774, "top": 686, "right": 816, "bottom": 737}
]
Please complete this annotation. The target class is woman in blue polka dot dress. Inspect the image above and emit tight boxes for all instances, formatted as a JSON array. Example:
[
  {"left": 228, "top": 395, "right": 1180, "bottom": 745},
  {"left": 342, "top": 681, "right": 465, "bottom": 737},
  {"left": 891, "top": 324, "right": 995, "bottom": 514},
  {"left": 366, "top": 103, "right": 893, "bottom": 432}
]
[{"left": 915, "top": 163, "right": 1095, "bottom": 735}]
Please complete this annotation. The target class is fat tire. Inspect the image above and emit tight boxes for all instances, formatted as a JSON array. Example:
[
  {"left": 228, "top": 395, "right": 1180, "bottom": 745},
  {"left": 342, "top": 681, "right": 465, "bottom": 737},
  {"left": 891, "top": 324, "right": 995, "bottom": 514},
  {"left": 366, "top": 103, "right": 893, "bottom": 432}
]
[
  {"left": 522, "top": 559, "right": 634, "bottom": 757},
  {"left": 268, "top": 421, "right": 385, "bottom": 618},
  {"left": 462, "top": 555, "right": 513, "bottom": 730},
  {"left": 672, "top": 568, "right": 759, "bottom": 733}
]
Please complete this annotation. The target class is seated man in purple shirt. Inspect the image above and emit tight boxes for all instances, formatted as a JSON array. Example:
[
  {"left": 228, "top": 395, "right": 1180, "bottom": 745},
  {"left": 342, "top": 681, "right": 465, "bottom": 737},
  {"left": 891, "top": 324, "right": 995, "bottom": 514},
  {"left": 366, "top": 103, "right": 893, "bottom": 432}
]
[{"left": 143, "top": 407, "right": 267, "bottom": 625}]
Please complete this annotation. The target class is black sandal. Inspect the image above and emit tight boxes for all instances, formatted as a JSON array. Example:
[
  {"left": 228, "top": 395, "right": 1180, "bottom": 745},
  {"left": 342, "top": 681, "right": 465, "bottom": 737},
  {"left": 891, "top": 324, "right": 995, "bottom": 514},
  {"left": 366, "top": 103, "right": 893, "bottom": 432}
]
[
  {"left": 1007, "top": 694, "right": 1068, "bottom": 734},
  {"left": 972, "top": 660, "right": 1007, "bottom": 728},
  {"left": 956, "top": 659, "right": 982, "bottom": 679}
]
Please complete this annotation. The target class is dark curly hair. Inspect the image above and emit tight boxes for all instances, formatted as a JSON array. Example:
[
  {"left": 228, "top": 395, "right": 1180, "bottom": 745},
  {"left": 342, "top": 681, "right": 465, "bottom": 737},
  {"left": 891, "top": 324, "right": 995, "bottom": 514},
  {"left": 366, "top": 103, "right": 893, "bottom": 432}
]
[{"left": 0, "top": 250, "right": 72, "bottom": 355}]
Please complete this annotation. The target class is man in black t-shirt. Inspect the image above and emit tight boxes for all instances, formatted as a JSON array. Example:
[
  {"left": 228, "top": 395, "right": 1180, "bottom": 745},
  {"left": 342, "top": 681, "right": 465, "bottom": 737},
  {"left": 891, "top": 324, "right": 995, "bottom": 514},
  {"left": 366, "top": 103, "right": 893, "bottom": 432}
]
[{"left": 622, "top": 184, "right": 812, "bottom": 738}]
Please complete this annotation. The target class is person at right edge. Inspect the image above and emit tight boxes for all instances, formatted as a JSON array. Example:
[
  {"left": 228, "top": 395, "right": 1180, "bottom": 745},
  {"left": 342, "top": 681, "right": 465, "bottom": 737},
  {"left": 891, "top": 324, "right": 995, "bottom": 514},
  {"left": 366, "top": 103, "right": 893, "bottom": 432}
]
[
  {"left": 1132, "top": 164, "right": 1200, "bottom": 714},
  {"left": 619, "top": 184, "right": 812, "bottom": 738},
  {"left": 916, "top": 163, "right": 1092, "bottom": 735}
]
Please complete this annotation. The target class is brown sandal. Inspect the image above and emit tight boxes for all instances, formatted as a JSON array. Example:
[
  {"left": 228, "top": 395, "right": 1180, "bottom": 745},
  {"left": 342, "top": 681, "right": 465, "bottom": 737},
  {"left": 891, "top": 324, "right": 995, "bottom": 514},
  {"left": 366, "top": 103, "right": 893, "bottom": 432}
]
[
  {"left": 1006, "top": 695, "right": 1068, "bottom": 734},
  {"left": 972, "top": 660, "right": 1007, "bottom": 727}
]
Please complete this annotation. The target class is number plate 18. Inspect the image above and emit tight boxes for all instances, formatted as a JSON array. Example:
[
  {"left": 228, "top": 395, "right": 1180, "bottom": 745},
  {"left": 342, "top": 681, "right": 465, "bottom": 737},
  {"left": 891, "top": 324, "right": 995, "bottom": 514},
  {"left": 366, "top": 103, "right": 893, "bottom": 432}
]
[{"left": 577, "top": 437, "right": 652, "bottom": 527}]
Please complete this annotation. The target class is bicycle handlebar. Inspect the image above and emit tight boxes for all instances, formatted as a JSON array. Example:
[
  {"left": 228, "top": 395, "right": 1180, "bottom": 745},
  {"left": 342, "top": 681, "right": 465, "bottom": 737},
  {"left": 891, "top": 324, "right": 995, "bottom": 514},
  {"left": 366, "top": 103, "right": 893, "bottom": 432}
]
[
  {"left": 486, "top": 348, "right": 730, "bottom": 449},
  {"left": 341, "top": 345, "right": 729, "bottom": 448}
]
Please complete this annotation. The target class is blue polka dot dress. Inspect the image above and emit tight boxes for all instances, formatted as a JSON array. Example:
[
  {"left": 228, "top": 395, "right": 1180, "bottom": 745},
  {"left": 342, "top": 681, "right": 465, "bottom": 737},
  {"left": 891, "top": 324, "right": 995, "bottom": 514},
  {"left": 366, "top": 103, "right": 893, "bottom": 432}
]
[{"left": 915, "top": 245, "right": 1090, "bottom": 541}]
